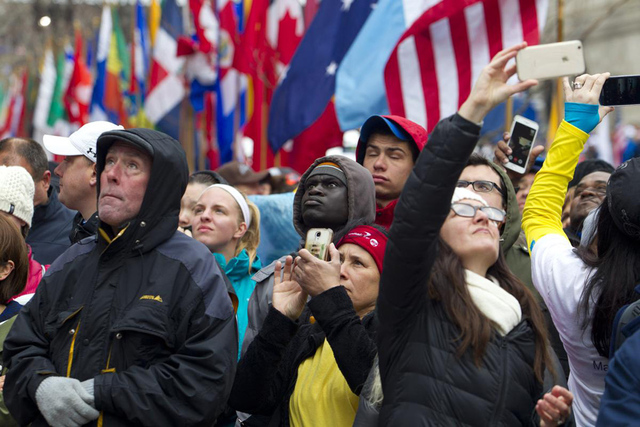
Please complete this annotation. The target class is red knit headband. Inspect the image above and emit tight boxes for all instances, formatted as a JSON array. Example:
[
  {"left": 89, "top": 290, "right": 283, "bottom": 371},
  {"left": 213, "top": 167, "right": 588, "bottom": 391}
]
[{"left": 336, "top": 225, "right": 387, "bottom": 273}]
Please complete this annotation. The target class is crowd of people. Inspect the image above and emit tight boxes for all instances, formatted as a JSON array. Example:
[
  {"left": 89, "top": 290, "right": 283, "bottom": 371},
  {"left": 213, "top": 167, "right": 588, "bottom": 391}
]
[{"left": 0, "top": 42, "right": 637, "bottom": 427}]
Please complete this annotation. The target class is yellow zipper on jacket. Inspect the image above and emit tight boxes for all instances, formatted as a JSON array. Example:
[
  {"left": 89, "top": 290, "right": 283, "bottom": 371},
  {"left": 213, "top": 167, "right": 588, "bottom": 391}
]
[
  {"left": 97, "top": 340, "right": 117, "bottom": 427},
  {"left": 66, "top": 319, "right": 81, "bottom": 378}
]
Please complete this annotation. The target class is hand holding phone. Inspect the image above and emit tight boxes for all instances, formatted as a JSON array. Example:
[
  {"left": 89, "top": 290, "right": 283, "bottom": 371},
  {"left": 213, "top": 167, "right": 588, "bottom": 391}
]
[
  {"left": 305, "top": 228, "right": 334, "bottom": 261},
  {"left": 600, "top": 75, "right": 640, "bottom": 106},
  {"left": 504, "top": 115, "right": 540, "bottom": 175},
  {"left": 516, "top": 41, "right": 585, "bottom": 81}
]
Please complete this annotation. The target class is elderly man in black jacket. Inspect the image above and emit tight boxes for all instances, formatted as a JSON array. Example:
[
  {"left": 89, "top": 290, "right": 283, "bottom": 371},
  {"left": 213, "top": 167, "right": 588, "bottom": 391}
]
[{"left": 3, "top": 129, "right": 237, "bottom": 427}]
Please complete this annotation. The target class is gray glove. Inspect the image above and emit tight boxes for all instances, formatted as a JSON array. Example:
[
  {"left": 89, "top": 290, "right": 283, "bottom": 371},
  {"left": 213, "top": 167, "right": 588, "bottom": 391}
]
[{"left": 35, "top": 376, "right": 100, "bottom": 427}]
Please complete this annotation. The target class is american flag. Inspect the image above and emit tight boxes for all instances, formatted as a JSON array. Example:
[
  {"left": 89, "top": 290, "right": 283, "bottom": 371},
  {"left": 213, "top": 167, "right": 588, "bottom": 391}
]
[{"left": 384, "top": 0, "right": 548, "bottom": 133}]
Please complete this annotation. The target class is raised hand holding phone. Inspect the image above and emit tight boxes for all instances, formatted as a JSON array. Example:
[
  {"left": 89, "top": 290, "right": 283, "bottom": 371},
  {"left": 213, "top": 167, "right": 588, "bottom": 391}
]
[
  {"left": 504, "top": 115, "right": 539, "bottom": 175},
  {"left": 294, "top": 244, "right": 341, "bottom": 298}
]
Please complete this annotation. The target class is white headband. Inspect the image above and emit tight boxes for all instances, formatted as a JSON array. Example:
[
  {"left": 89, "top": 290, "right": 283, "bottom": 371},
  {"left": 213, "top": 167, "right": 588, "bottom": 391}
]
[
  {"left": 451, "top": 187, "right": 489, "bottom": 206},
  {"left": 201, "top": 184, "right": 252, "bottom": 228}
]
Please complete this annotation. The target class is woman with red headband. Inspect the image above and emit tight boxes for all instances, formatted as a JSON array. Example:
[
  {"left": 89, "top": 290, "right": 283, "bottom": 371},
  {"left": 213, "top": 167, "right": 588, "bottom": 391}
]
[{"left": 229, "top": 225, "right": 387, "bottom": 427}]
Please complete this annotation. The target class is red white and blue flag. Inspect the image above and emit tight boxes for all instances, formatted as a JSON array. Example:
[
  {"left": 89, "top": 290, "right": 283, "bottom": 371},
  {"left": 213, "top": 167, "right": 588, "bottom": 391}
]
[{"left": 384, "top": 0, "right": 548, "bottom": 133}]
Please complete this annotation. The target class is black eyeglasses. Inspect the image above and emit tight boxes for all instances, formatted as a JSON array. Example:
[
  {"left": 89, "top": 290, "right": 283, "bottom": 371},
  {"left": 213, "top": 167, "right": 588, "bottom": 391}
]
[
  {"left": 456, "top": 180, "right": 505, "bottom": 196},
  {"left": 450, "top": 202, "right": 506, "bottom": 223}
]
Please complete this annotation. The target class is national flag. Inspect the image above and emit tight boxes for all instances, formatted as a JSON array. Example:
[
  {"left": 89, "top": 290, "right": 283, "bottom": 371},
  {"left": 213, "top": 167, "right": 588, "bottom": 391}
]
[
  {"left": 105, "top": 8, "right": 131, "bottom": 126},
  {"left": 90, "top": 5, "right": 113, "bottom": 122},
  {"left": 216, "top": 0, "right": 242, "bottom": 164},
  {"left": 240, "top": 0, "right": 304, "bottom": 169},
  {"left": 179, "top": 0, "right": 218, "bottom": 113},
  {"left": 64, "top": 30, "right": 93, "bottom": 126},
  {"left": 289, "top": 99, "right": 343, "bottom": 174},
  {"left": 33, "top": 48, "right": 57, "bottom": 141},
  {"left": 47, "top": 46, "right": 74, "bottom": 136},
  {"left": 335, "top": 0, "right": 429, "bottom": 131},
  {"left": 145, "top": 0, "right": 186, "bottom": 139},
  {"left": 131, "top": 0, "right": 150, "bottom": 103},
  {"left": 384, "top": 0, "right": 549, "bottom": 133},
  {"left": 0, "top": 71, "right": 28, "bottom": 138},
  {"left": 149, "top": 0, "right": 161, "bottom": 47},
  {"left": 267, "top": 0, "right": 377, "bottom": 152}
]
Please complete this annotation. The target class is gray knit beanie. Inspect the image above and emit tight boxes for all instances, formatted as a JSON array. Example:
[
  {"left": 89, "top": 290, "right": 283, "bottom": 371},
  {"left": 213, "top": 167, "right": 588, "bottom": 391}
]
[{"left": 0, "top": 166, "right": 35, "bottom": 227}]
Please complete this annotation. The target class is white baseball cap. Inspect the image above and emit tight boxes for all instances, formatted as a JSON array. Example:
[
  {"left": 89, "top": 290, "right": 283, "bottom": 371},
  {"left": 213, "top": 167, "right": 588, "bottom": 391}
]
[{"left": 43, "top": 121, "right": 124, "bottom": 163}]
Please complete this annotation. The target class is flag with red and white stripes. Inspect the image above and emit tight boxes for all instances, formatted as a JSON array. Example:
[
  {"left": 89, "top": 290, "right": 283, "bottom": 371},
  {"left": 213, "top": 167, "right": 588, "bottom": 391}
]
[{"left": 384, "top": 0, "right": 548, "bottom": 133}]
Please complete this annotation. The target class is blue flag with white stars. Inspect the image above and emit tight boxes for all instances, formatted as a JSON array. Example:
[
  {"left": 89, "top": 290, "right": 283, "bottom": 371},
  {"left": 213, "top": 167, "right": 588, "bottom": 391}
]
[{"left": 267, "top": 0, "right": 377, "bottom": 152}]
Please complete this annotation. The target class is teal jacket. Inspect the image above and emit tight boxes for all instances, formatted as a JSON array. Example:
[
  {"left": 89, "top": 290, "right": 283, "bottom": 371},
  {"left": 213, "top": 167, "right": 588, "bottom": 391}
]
[{"left": 214, "top": 250, "right": 262, "bottom": 359}]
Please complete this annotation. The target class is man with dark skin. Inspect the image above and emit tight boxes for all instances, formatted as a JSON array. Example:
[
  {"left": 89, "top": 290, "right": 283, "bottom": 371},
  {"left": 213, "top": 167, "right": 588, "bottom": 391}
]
[{"left": 566, "top": 171, "right": 611, "bottom": 245}]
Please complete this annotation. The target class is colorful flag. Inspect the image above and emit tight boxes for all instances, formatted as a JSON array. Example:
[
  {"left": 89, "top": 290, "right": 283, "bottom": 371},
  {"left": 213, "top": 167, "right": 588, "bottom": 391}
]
[
  {"left": 64, "top": 31, "right": 93, "bottom": 126},
  {"left": 240, "top": 0, "right": 304, "bottom": 169},
  {"left": 267, "top": 0, "right": 377, "bottom": 152},
  {"left": 33, "top": 48, "right": 57, "bottom": 139},
  {"left": 335, "top": 0, "right": 430, "bottom": 131},
  {"left": 90, "top": 5, "right": 113, "bottom": 122},
  {"left": 384, "top": 0, "right": 548, "bottom": 133},
  {"left": 149, "top": 0, "right": 161, "bottom": 47},
  {"left": 216, "top": 0, "right": 242, "bottom": 164},
  {"left": 47, "top": 46, "right": 74, "bottom": 136},
  {"left": 105, "top": 8, "right": 131, "bottom": 126},
  {"left": 145, "top": 0, "right": 186, "bottom": 139}
]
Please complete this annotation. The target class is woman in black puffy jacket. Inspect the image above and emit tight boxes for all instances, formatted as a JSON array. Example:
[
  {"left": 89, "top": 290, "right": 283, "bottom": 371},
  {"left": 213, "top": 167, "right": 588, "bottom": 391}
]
[{"left": 377, "top": 44, "right": 572, "bottom": 427}]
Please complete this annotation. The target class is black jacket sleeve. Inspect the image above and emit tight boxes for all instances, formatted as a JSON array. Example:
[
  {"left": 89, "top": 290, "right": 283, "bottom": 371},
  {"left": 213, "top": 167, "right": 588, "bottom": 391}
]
[
  {"left": 3, "top": 279, "right": 59, "bottom": 425},
  {"left": 376, "top": 114, "right": 481, "bottom": 366},
  {"left": 229, "top": 306, "right": 299, "bottom": 415},
  {"left": 308, "top": 286, "right": 377, "bottom": 395}
]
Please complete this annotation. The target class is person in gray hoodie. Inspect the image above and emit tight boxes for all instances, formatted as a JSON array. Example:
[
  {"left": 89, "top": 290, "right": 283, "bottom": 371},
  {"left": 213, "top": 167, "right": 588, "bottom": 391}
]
[{"left": 240, "top": 155, "right": 376, "bottom": 358}]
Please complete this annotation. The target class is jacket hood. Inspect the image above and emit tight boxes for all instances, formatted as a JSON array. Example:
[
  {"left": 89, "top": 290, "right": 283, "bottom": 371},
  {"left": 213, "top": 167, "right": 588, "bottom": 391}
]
[
  {"left": 356, "top": 115, "right": 428, "bottom": 164},
  {"left": 487, "top": 161, "right": 520, "bottom": 251},
  {"left": 293, "top": 155, "right": 376, "bottom": 243},
  {"left": 95, "top": 128, "right": 189, "bottom": 251}
]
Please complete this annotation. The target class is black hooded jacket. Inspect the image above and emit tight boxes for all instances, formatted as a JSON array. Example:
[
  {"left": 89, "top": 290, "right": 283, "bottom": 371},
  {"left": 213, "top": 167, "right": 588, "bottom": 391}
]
[
  {"left": 3, "top": 129, "right": 237, "bottom": 427},
  {"left": 377, "top": 114, "right": 544, "bottom": 426},
  {"left": 240, "top": 155, "right": 376, "bottom": 356}
]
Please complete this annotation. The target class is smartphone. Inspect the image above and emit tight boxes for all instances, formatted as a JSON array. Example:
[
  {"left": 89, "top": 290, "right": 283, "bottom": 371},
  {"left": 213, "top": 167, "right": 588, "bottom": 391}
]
[
  {"left": 516, "top": 40, "right": 585, "bottom": 81},
  {"left": 305, "top": 228, "right": 334, "bottom": 261},
  {"left": 504, "top": 115, "right": 539, "bottom": 175},
  {"left": 600, "top": 75, "right": 640, "bottom": 106}
]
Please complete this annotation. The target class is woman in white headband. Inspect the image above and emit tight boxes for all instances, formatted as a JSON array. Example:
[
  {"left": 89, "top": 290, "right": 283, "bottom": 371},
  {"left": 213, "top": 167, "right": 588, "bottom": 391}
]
[{"left": 192, "top": 184, "right": 261, "bottom": 360}]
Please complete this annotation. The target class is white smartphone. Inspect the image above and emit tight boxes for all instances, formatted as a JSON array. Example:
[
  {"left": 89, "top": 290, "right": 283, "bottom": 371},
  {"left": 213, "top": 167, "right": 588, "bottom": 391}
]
[
  {"left": 504, "top": 115, "right": 539, "bottom": 175},
  {"left": 516, "top": 40, "right": 585, "bottom": 81},
  {"left": 305, "top": 228, "right": 334, "bottom": 261}
]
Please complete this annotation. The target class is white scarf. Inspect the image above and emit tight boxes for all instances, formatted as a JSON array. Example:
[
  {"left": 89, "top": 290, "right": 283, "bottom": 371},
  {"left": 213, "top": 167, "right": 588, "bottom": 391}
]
[{"left": 465, "top": 269, "right": 522, "bottom": 336}]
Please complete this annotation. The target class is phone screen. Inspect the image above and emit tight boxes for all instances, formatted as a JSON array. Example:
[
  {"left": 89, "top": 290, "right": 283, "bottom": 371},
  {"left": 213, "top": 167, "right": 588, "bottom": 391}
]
[
  {"left": 508, "top": 122, "right": 536, "bottom": 168},
  {"left": 600, "top": 76, "right": 640, "bottom": 106}
]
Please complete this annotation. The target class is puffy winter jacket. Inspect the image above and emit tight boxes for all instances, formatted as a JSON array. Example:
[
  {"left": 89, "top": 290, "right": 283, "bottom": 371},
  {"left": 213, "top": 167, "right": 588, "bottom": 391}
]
[
  {"left": 377, "top": 114, "right": 543, "bottom": 426},
  {"left": 3, "top": 128, "right": 237, "bottom": 427}
]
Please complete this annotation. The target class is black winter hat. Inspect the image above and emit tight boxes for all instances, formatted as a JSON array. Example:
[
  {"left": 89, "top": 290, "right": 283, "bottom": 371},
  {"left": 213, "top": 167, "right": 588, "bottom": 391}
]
[{"left": 607, "top": 158, "right": 640, "bottom": 239}]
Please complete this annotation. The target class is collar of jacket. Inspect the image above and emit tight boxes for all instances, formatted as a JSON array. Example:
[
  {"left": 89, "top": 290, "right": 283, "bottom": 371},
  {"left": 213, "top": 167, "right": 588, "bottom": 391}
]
[
  {"left": 32, "top": 186, "right": 61, "bottom": 224},
  {"left": 375, "top": 199, "right": 397, "bottom": 230},
  {"left": 214, "top": 249, "right": 262, "bottom": 282}
]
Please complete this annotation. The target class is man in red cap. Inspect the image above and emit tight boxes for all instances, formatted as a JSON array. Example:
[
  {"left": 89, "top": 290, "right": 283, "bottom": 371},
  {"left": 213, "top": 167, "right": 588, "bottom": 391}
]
[{"left": 355, "top": 115, "right": 427, "bottom": 229}]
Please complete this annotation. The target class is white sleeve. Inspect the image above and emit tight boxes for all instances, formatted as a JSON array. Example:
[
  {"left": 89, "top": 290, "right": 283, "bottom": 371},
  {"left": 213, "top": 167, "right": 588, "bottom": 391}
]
[{"left": 530, "top": 234, "right": 593, "bottom": 322}]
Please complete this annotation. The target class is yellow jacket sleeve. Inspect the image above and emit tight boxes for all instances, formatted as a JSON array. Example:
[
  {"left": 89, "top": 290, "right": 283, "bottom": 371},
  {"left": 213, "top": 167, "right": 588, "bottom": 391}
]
[{"left": 522, "top": 120, "right": 590, "bottom": 253}]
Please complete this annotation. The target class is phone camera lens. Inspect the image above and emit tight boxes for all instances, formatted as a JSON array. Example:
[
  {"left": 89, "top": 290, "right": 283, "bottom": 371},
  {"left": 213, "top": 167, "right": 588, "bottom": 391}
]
[{"left": 316, "top": 232, "right": 321, "bottom": 237}]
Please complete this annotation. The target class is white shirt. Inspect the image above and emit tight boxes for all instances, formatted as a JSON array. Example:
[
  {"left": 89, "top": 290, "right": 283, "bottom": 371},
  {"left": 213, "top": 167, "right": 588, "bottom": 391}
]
[{"left": 531, "top": 234, "right": 607, "bottom": 427}]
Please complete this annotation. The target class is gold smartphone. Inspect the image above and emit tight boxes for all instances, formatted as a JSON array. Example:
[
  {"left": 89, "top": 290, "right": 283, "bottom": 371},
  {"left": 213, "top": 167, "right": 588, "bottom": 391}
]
[{"left": 305, "top": 228, "right": 334, "bottom": 261}]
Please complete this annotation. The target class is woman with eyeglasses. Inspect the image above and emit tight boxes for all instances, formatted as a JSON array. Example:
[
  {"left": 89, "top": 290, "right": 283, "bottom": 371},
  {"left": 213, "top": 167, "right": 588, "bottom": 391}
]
[{"left": 377, "top": 44, "right": 572, "bottom": 427}]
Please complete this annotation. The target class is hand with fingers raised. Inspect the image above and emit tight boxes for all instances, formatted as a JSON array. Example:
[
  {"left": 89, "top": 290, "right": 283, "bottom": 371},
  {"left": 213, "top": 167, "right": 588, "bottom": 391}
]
[
  {"left": 459, "top": 42, "right": 539, "bottom": 124},
  {"left": 272, "top": 256, "right": 308, "bottom": 321},
  {"left": 562, "top": 73, "right": 615, "bottom": 134}
]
